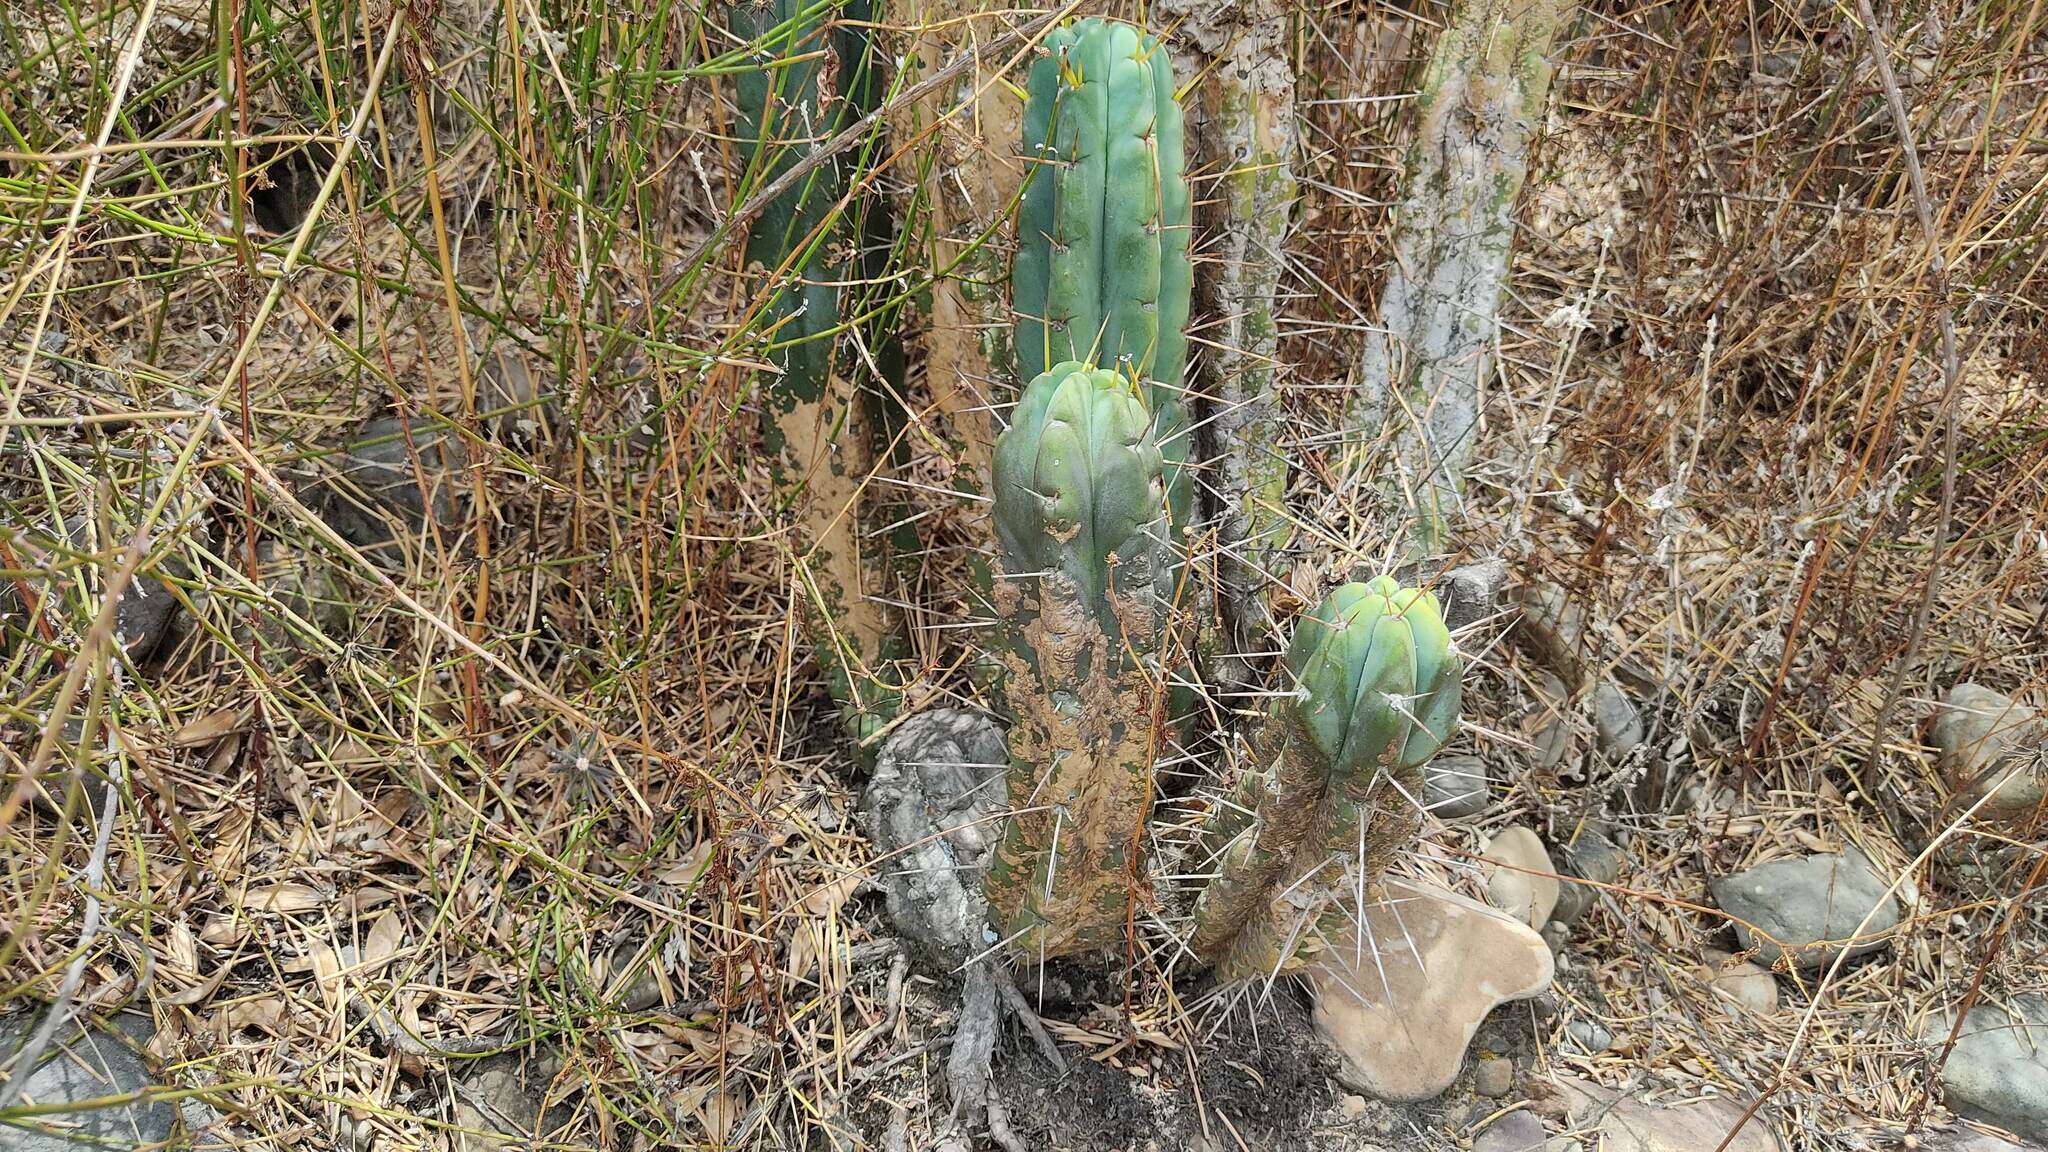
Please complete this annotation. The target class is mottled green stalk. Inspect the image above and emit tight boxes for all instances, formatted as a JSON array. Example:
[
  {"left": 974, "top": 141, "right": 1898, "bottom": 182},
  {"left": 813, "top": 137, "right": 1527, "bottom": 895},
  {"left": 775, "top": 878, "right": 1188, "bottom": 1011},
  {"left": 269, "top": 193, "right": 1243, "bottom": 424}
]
[
  {"left": 1346, "top": 0, "right": 1568, "bottom": 557},
  {"left": 984, "top": 363, "right": 1176, "bottom": 958},
  {"left": 731, "top": 0, "right": 905, "bottom": 742},
  {"left": 1014, "top": 19, "right": 1193, "bottom": 535},
  {"left": 1192, "top": 577, "right": 1462, "bottom": 981},
  {"left": 1161, "top": 0, "right": 1300, "bottom": 693}
]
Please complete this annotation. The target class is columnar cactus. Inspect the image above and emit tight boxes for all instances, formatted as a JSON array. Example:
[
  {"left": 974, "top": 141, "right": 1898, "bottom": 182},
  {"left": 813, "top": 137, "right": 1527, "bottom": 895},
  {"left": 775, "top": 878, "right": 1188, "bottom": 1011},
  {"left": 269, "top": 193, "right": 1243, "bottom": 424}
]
[
  {"left": 731, "top": 0, "right": 906, "bottom": 742},
  {"left": 1014, "top": 18, "right": 1194, "bottom": 533},
  {"left": 1157, "top": 0, "right": 1300, "bottom": 691},
  {"left": 731, "top": 0, "right": 849, "bottom": 395},
  {"left": 1191, "top": 577, "right": 1462, "bottom": 981},
  {"left": 984, "top": 362, "right": 1177, "bottom": 958},
  {"left": 1346, "top": 0, "right": 1569, "bottom": 557}
]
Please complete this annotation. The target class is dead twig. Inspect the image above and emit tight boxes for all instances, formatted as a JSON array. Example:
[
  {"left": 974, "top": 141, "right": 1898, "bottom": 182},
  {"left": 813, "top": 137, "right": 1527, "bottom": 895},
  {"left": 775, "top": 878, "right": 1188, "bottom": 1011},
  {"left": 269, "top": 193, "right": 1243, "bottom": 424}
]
[{"left": 1851, "top": 0, "right": 1966, "bottom": 822}]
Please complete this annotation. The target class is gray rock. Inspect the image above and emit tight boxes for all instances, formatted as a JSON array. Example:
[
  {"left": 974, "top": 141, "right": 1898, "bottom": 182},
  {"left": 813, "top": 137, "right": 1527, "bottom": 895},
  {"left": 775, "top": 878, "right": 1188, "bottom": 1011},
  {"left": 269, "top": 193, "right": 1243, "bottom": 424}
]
[
  {"left": 1591, "top": 679, "right": 1645, "bottom": 759},
  {"left": 1565, "top": 1019, "right": 1612, "bottom": 1053},
  {"left": 239, "top": 540, "right": 352, "bottom": 648},
  {"left": 1440, "top": 558, "right": 1508, "bottom": 635},
  {"left": 0, "top": 1010, "right": 176, "bottom": 1151},
  {"left": 1551, "top": 1073, "right": 1775, "bottom": 1152},
  {"left": 481, "top": 347, "right": 555, "bottom": 442},
  {"left": 860, "top": 709, "right": 1008, "bottom": 967},
  {"left": 1548, "top": 884, "right": 1591, "bottom": 933},
  {"left": 1519, "top": 582, "right": 1590, "bottom": 685},
  {"left": 1710, "top": 848, "right": 1899, "bottom": 969},
  {"left": 1756, "top": 48, "right": 1803, "bottom": 80},
  {"left": 1531, "top": 670, "right": 1575, "bottom": 771},
  {"left": 605, "top": 945, "right": 665, "bottom": 1013},
  {"left": 1932, "top": 684, "right": 2044, "bottom": 819},
  {"left": 111, "top": 573, "right": 181, "bottom": 660},
  {"left": 1424, "top": 755, "right": 1489, "bottom": 820},
  {"left": 11, "top": 518, "right": 191, "bottom": 662},
  {"left": 1482, "top": 826, "right": 1559, "bottom": 928},
  {"left": 1925, "top": 1130, "right": 2048, "bottom": 1151},
  {"left": 339, "top": 1114, "right": 377, "bottom": 1152},
  {"left": 314, "top": 417, "right": 463, "bottom": 552},
  {"left": 1473, "top": 1108, "right": 1549, "bottom": 1152},
  {"left": 1473, "top": 1055, "right": 1515, "bottom": 1097},
  {"left": 1935, "top": 993, "right": 2048, "bottom": 1142},
  {"left": 1548, "top": 824, "right": 1624, "bottom": 928},
  {"left": 452, "top": 1052, "right": 568, "bottom": 1150},
  {"left": 180, "top": 1096, "right": 229, "bottom": 1149}
]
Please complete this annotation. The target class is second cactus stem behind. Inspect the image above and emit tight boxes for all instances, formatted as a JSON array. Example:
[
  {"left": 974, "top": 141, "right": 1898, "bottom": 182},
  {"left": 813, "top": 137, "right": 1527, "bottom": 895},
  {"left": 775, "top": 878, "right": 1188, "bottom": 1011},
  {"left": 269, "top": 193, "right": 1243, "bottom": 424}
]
[
  {"left": 985, "top": 363, "right": 1177, "bottom": 959},
  {"left": 1014, "top": 18, "right": 1194, "bottom": 535},
  {"left": 1191, "top": 577, "right": 1462, "bottom": 982},
  {"left": 730, "top": 0, "right": 905, "bottom": 744}
]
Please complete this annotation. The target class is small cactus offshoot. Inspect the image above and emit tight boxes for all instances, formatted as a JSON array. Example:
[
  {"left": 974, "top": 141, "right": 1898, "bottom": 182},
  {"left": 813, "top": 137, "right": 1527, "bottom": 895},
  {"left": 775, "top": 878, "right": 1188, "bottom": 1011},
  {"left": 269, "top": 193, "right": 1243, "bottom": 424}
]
[
  {"left": 983, "top": 362, "right": 1178, "bottom": 959},
  {"left": 1191, "top": 576, "right": 1462, "bottom": 981}
]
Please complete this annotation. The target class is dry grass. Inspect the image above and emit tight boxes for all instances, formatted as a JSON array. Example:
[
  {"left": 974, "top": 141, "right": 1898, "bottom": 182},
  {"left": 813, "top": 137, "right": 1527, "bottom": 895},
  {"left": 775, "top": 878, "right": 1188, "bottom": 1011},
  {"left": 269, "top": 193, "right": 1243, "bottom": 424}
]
[{"left": 1, "top": 0, "right": 2043, "bottom": 1150}]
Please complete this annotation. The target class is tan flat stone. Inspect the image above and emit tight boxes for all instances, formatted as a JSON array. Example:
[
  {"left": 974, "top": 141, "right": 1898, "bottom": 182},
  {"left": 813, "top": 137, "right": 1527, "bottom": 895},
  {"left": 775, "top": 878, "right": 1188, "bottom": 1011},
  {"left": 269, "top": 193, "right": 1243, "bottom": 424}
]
[
  {"left": 1307, "top": 879, "right": 1553, "bottom": 1102},
  {"left": 1483, "top": 826, "right": 1560, "bottom": 928},
  {"left": 1549, "top": 1073, "right": 1777, "bottom": 1152}
]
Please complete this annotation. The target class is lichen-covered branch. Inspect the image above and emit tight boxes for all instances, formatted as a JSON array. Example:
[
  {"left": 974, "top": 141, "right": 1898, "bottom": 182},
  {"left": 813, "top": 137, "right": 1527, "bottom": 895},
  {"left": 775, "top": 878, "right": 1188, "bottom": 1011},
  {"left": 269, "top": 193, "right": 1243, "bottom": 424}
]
[
  {"left": 1346, "top": 0, "right": 1568, "bottom": 557},
  {"left": 732, "top": 0, "right": 905, "bottom": 741},
  {"left": 983, "top": 363, "right": 1177, "bottom": 959}
]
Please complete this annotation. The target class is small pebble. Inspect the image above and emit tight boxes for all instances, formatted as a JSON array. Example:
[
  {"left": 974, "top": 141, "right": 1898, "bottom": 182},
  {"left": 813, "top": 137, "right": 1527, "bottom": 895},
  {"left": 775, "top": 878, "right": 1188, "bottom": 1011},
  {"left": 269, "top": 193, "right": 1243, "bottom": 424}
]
[
  {"left": 1704, "top": 950, "right": 1780, "bottom": 1015},
  {"left": 1474, "top": 1056, "right": 1515, "bottom": 1097},
  {"left": 1566, "top": 1019, "right": 1613, "bottom": 1053}
]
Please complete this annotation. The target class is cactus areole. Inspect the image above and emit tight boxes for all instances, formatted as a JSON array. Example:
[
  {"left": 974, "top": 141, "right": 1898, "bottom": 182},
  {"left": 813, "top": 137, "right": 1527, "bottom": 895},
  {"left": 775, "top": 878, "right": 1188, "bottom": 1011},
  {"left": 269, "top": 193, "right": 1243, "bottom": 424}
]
[
  {"left": 1192, "top": 576, "right": 1463, "bottom": 981},
  {"left": 985, "top": 363, "right": 1176, "bottom": 959},
  {"left": 1015, "top": 18, "right": 1194, "bottom": 534}
]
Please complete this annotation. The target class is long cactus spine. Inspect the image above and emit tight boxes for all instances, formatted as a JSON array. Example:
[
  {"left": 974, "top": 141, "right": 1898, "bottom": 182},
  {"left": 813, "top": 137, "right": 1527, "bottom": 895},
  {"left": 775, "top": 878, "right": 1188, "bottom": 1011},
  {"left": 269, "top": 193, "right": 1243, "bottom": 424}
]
[
  {"left": 1192, "top": 577, "right": 1462, "bottom": 981},
  {"left": 984, "top": 363, "right": 1177, "bottom": 958},
  {"left": 1014, "top": 19, "right": 1194, "bottom": 534}
]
